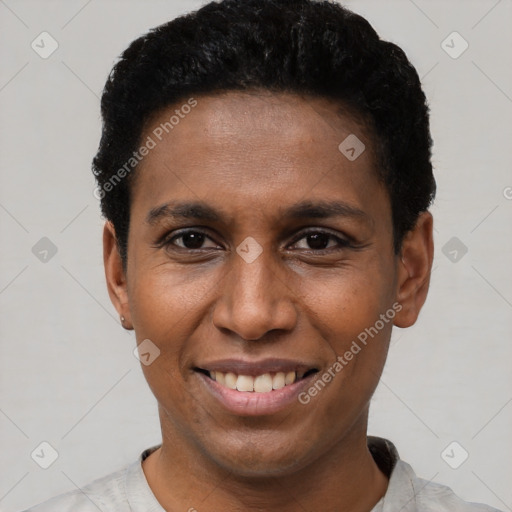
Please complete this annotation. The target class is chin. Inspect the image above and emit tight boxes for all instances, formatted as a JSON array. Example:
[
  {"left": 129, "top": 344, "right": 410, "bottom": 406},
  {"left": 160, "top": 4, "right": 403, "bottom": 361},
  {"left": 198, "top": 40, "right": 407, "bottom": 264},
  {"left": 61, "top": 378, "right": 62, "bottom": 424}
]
[{"left": 200, "top": 432, "right": 317, "bottom": 478}]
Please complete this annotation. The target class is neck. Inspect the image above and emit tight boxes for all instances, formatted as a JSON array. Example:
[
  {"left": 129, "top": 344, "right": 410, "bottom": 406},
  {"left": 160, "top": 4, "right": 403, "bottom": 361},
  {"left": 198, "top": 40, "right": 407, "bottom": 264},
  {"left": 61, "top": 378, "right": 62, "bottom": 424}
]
[{"left": 142, "top": 410, "right": 389, "bottom": 512}]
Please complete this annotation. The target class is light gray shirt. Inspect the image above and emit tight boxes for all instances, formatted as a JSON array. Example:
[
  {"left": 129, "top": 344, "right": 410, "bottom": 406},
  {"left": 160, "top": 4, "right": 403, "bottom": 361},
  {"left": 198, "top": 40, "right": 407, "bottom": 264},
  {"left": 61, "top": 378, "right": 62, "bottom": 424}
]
[{"left": 21, "top": 437, "right": 502, "bottom": 512}]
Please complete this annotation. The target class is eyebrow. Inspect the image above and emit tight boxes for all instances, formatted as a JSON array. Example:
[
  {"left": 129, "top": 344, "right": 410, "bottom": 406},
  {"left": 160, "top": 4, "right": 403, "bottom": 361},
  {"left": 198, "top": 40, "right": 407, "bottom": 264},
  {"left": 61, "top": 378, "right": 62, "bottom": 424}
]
[
  {"left": 146, "top": 202, "right": 221, "bottom": 225},
  {"left": 285, "top": 200, "right": 370, "bottom": 222},
  {"left": 146, "top": 200, "right": 371, "bottom": 225}
]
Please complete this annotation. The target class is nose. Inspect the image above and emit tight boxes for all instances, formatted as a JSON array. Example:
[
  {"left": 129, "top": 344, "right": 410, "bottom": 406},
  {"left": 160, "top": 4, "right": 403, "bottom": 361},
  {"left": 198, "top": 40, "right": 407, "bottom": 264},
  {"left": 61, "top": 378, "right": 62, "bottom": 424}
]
[{"left": 212, "top": 249, "right": 298, "bottom": 341}]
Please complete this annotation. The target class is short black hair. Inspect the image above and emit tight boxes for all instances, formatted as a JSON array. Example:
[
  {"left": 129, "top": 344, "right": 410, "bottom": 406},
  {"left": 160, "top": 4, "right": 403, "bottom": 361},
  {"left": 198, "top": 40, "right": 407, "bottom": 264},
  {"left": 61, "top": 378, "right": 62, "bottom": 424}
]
[{"left": 93, "top": 0, "right": 436, "bottom": 263}]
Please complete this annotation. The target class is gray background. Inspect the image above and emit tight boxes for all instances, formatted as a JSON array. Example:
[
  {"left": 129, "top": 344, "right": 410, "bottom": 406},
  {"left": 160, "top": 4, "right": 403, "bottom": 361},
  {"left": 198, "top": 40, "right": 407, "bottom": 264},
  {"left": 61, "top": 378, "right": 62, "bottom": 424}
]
[{"left": 1, "top": 0, "right": 511, "bottom": 510}]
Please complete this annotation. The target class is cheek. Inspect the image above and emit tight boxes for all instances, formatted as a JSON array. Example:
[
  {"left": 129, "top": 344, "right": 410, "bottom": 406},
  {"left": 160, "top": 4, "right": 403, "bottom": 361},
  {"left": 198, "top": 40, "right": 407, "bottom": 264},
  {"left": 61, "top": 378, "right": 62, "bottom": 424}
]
[
  {"left": 303, "top": 263, "right": 395, "bottom": 343},
  {"left": 299, "top": 263, "right": 395, "bottom": 407},
  {"left": 128, "top": 271, "right": 199, "bottom": 425},
  {"left": 127, "top": 267, "right": 223, "bottom": 398},
  {"left": 299, "top": 290, "right": 393, "bottom": 434},
  {"left": 128, "top": 265, "right": 218, "bottom": 339}
]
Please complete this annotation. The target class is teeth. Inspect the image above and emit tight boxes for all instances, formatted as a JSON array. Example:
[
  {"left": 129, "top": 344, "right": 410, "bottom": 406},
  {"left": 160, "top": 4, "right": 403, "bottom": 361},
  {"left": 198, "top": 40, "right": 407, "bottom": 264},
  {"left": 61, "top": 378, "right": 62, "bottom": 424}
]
[
  {"left": 254, "top": 374, "right": 273, "bottom": 393},
  {"left": 224, "top": 372, "right": 237, "bottom": 389},
  {"left": 272, "top": 372, "right": 285, "bottom": 390},
  {"left": 209, "top": 370, "right": 300, "bottom": 393},
  {"left": 285, "top": 371, "right": 296, "bottom": 385},
  {"left": 236, "top": 375, "right": 254, "bottom": 392},
  {"left": 216, "top": 371, "right": 226, "bottom": 386}
]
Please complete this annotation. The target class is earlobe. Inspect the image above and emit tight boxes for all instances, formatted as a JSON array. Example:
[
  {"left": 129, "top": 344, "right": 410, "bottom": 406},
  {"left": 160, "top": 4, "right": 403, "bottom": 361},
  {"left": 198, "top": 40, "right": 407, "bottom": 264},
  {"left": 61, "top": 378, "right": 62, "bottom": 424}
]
[
  {"left": 103, "top": 221, "right": 133, "bottom": 329},
  {"left": 393, "top": 211, "right": 434, "bottom": 328}
]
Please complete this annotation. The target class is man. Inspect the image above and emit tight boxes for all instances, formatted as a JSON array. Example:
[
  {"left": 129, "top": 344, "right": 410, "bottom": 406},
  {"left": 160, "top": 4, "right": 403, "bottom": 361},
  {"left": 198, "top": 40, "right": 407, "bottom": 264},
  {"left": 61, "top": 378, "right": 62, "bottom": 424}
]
[{"left": 23, "top": 0, "right": 501, "bottom": 510}]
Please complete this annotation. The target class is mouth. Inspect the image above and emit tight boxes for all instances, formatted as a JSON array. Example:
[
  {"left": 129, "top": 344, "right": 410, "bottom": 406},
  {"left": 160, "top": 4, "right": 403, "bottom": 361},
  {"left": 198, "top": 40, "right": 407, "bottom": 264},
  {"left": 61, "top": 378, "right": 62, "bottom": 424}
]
[
  {"left": 195, "top": 367, "right": 319, "bottom": 393},
  {"left": 194, "top": 361, "right": 320, "bottom": 415}
]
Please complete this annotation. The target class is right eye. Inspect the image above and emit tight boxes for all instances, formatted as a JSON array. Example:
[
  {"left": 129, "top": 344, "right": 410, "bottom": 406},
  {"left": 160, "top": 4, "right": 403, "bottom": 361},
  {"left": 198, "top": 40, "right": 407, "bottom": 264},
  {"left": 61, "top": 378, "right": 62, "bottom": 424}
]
[{"left": 162, "top": 229, "right": 222, "bottom": 251}]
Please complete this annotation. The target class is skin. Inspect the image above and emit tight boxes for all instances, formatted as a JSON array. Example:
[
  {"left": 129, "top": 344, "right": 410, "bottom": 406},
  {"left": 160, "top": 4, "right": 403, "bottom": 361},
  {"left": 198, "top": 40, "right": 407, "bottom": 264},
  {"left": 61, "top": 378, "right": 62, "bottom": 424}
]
[{"left": 104, "top": 91, "right": 433, "bottom": 511}]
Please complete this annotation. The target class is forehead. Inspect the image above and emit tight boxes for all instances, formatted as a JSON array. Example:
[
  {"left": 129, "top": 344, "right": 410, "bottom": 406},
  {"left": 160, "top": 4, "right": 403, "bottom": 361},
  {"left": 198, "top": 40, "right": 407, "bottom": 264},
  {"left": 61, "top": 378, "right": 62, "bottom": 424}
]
[
  {"left": 131, "top": 91, "right": 385, "bottom": 221},
  {"left": 146, "top": 91, "right": 372, "bottom": 154}
]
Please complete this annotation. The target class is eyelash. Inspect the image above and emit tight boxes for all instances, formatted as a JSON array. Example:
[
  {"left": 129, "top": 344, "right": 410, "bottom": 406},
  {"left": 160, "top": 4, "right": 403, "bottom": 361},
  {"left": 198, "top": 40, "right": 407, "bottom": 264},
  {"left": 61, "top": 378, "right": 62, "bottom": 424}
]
[
  {"left": 157, "top": 228, "right": 353, "bottom": 253},
  {"left": 289, "top": 229, "right": 352, "bottom": 251}
]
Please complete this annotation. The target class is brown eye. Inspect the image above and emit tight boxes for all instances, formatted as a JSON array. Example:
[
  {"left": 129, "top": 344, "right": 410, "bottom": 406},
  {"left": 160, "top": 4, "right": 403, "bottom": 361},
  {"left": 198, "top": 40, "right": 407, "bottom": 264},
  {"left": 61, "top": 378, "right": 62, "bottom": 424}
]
[
  {"left": 290, "top": 230, "right": 350, "bottom": 251},
  {"left": 165, "top": 230, "right": 220, "bottom": 250},
  {"left": 178, "top": 232, "right": 206, "bottom": 249},
  {"left": 305, "top": 233, "right": 331, "bottom": 250}
]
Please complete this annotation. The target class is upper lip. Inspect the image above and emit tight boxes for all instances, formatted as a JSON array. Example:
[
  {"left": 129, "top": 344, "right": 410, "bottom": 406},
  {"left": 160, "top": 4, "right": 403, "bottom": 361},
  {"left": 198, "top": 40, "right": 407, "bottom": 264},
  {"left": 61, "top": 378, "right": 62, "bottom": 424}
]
[{"left": 195, "top": 358, "right": 319, "bottom": 376}]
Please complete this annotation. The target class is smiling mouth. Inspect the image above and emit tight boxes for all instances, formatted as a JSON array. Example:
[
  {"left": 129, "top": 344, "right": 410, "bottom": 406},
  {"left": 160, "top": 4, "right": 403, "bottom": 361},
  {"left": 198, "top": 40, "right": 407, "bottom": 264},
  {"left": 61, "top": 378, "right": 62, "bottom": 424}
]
[{"left": 195, "top": 368, "right": 319, "bottom": 393}]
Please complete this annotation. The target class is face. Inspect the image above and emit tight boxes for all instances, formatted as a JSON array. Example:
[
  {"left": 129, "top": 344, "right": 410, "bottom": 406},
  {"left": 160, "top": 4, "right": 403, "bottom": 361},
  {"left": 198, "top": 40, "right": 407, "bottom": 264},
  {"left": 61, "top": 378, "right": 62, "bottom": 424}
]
[{"left": 105, "top": 91, "right": 432, "bottom": 477}]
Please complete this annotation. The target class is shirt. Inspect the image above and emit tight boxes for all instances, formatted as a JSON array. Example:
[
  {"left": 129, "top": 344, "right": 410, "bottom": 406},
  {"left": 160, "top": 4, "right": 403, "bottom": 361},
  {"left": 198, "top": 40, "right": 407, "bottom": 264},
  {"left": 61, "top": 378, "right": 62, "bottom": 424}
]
[{"left": 21, "top": 437, "right": 502, "bottom": 512}]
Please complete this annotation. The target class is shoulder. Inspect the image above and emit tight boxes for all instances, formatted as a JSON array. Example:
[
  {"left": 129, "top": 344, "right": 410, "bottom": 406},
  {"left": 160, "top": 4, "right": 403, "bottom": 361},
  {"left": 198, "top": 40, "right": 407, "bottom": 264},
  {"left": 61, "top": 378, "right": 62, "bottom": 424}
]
[
  {"left": 20, "top": 463, "right": 130, "bottom": 512},
  {"left": 413, "top": 474, "right": 501, "bottom": 512},
  {"left": 395, "top": 460, "right": 503, "bottom": 512}
]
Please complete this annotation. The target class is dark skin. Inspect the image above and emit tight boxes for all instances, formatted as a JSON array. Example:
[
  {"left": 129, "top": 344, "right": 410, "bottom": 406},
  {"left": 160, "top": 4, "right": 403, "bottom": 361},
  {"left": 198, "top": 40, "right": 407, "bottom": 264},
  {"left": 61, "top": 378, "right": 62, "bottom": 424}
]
[{"left": 104, "top": 91, "right": 433, "bottom": 511}]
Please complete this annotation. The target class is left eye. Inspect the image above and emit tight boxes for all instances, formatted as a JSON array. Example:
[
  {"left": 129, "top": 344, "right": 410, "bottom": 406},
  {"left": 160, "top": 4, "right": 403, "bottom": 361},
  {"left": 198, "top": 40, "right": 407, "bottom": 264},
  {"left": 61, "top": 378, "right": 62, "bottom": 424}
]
[{"left": 291, "top": 232, "right": 349, "bottom": 251}]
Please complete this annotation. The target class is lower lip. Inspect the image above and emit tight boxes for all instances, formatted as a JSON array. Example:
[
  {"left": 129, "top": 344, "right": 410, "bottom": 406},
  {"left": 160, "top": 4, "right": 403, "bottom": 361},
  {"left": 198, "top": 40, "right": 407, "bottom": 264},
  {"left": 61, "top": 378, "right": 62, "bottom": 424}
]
[{"left": 196, "top": 372, "right": 316, "bottom": 416}]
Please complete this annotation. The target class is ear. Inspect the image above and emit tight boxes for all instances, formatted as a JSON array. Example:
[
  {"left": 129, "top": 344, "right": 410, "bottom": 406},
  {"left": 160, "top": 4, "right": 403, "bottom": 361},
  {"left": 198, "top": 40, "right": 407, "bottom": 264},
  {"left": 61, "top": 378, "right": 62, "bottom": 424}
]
[
  {"left": 103, "top": 221, "right": 132, "bottom": 329},
  {"left": 393, "top": 211, "right": 434, "bottom": 328}
]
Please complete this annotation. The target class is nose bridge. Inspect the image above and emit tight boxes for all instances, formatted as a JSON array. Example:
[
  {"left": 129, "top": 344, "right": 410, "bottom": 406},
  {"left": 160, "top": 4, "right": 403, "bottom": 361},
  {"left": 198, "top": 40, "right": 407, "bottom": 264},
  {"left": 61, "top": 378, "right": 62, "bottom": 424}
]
[
  {"left": 213, "top": 246, "right": 297, "bottom": 340},
  {"left": 234, "top": 249, "right": 275, "bottom": 303}
]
